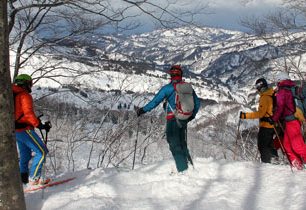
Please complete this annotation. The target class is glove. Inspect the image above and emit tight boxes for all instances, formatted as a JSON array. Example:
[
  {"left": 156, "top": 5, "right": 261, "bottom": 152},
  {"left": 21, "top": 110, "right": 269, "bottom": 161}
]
[
  {"left": 163, "top": 101, "right": 167, "bottom": 109},
  {"left": 266, "top": 117, "right": 274, "bottom": 125},
  {"left": 135, "top": 107, "right": 145, "bottom": 117},
  {"left": 44, "top": 121, "right": 52, "bottom": 132},
  {"left": 239, "top": 111, "right": 246, "bottom": 119},
  {"left": 37, "top": 122, "right": 44, "bottom": 130},
  {"left": 37, "top": 121, "right": 52, "bottom": 132}
]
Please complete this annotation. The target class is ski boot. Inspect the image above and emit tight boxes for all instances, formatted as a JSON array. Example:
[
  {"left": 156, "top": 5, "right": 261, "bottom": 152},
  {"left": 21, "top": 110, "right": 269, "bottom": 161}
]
[{"left": 29, "top": 176, "right": 51, "bottom": 186}]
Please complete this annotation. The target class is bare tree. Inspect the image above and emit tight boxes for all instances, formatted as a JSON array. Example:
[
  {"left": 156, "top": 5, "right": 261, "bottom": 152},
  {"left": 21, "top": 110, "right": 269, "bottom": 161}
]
[
  {"left": 0, "top": 1, "right": 26, "bottom": 209},
  {"left": 240, "top": 0, "right": 306, "bottom": 79},
  {"left": 7, "top": 0, "right": 208, "bottom": 82}
]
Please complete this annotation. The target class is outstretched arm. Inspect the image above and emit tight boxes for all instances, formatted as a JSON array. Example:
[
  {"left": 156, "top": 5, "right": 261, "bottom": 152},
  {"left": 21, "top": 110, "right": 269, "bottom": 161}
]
[
  {"left": 143, "top": 86, "right": 170, "bottom": 113},
  {"left": 245, "top": 95, "right": 270, "bottom": 119}
]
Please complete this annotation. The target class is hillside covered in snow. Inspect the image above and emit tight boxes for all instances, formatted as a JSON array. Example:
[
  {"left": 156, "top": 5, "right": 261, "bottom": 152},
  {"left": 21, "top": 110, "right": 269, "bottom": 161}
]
[{"left": 25, "top": 158, "right": 306, "bottom": 210}]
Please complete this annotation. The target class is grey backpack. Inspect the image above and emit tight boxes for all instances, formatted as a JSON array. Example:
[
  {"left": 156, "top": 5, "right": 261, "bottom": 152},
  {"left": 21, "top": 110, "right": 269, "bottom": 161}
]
[{"left": 173, "top": 82, "right": 195, "bottom": 120}]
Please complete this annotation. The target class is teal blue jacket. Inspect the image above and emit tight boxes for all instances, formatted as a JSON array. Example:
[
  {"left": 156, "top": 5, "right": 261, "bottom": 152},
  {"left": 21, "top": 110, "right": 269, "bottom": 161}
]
[{"left": 143, "top": 80, "right": 200, "bottom": 119}]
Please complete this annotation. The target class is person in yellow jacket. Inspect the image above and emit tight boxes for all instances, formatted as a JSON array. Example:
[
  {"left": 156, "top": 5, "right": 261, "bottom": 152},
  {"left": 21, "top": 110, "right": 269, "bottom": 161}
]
[
  {"left": 240, "top": 78, "right": 278, "bottom": 163},
  {"left": 294, "top": 107, "right": 305, "bottom": 123}
]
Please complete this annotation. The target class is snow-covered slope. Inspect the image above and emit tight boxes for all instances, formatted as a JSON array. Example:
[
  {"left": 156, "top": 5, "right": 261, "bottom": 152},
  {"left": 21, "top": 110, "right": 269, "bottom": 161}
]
[{"left": 25, "top": 158, "right": 306, "bottom": 210}]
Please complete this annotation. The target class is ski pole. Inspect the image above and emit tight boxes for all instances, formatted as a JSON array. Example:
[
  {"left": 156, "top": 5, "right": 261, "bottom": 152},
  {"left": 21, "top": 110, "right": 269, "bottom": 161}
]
[
  {"left": 167, "top": 104, "right": 182, "bottom": 128},
  {"left": 132, "top": 106, "right": 140, "bottom": 170},
  {"left": 185, "top": 126, "right": 195, "bottom": 169},
  {"left": 39, "top": 128, "right": 45, "bottom": 141},
  {"left": 39, "top": 130, "right": 47, "bottom": 199},
  {"left": 234, "top": 117, "right": 242, "bottom": 160},
  {"left": 41, "top": 122, "right": 51, "bottom": 199},
  {"left": 272, "top": 123, "right": 293, "bottom": 173},
  {"left": 38, "top": 114, "right": 45, "bottom": 140},
  {"left": 41, "top": 129, "right": 50, "bottom": 199}
]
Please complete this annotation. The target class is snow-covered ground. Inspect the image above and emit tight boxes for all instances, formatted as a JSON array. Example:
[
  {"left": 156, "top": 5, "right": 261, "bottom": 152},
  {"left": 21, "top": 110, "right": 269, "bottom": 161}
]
[{"left": 25, "top": 158, "right": 306, "bottom": 210}]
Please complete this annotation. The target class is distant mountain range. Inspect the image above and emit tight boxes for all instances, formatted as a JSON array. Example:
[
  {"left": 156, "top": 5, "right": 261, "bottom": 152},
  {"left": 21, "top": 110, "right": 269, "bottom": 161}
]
[
  {"left": 31, "top": 26, "right": 306, "bottom": 117},
  {"left": 23, "top": 26, "right": 306, "bottom": 167}
]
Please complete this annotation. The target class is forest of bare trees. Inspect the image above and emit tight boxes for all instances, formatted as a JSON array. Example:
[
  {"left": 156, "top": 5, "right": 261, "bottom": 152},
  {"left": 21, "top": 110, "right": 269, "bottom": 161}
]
[
  {"left": 241, "top": 0, "right": 306, "bottom": 80},
  {"left": 0, "top": 1, "right": 206, "bottom": 209}
]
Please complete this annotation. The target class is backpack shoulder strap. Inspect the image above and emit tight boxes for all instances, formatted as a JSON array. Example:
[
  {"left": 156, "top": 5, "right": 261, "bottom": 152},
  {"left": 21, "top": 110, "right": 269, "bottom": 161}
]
[
  {"left": 166, "top": 82, "right": 179, "bottom": 101},
  {"left": 281, "top": 86, "right": 297, "bottom": 116}
]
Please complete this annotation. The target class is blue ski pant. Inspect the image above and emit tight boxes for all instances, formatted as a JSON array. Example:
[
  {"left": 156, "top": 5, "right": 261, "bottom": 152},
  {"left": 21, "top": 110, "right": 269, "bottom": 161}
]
[
  {"left": 166, "top": 118, "right": 190, "bottom": 172},
  {"left": 16, "top": 129, "right": 48, "bottom": 179}
]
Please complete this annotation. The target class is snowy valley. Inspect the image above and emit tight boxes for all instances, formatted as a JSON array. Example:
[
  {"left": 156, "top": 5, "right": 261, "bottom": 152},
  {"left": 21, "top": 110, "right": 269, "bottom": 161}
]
[{"left": 12, "top": 26, "right": 306, "bottom": 210}]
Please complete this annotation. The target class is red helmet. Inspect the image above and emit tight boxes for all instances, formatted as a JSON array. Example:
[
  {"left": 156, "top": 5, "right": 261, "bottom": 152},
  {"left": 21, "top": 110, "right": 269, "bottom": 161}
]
[{"left": 169, "top": 65, "right": 183, "bottom": 77}]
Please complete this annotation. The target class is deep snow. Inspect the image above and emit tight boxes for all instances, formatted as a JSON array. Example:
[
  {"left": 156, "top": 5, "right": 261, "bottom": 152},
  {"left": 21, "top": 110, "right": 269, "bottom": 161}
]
[{"left": 25, "top": 158, "right": 306, "bottom": 210}]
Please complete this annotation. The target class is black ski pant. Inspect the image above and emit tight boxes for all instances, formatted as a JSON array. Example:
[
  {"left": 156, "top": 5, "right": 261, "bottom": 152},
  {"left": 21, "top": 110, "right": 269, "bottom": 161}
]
[{"left": 258, "top": 127, "right": 277, "bottom": 163}]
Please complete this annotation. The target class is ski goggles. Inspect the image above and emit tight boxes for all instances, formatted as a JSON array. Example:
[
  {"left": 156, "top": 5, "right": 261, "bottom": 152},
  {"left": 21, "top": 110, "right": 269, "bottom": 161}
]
[{"left": 255, "top": 82, "right": 265, "bottom": 91}]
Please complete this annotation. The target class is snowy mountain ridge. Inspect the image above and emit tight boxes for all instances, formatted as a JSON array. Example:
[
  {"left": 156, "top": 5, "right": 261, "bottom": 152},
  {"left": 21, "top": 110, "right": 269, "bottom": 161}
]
[{"left": 49, "top": 26, "right": 306, "bottom": 94}]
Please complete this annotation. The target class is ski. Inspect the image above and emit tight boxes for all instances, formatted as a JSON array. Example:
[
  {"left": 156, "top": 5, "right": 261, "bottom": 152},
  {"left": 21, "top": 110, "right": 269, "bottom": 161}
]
[{"left": 24, "top": 177, "right": 76, "bottom": 193}]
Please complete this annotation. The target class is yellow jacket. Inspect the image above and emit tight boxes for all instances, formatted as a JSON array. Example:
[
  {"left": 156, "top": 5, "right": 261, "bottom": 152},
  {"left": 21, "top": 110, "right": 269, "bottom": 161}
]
[
  {"left": 295, "top": 107, "right": 305, "bottom": 122},
  {"left": 245, "top": 88, "right": 274, "bottom": 128}
]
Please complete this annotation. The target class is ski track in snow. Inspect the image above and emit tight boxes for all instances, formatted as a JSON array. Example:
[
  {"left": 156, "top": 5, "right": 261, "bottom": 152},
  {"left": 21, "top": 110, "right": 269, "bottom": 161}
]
[{"left": 25, "top": 158, "right": 306, "bottom": 210}]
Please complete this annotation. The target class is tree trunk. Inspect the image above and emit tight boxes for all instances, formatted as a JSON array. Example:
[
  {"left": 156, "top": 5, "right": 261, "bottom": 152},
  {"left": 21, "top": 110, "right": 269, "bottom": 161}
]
[{"left": 0, "top": 1, "right": 26, "bottom": 209}]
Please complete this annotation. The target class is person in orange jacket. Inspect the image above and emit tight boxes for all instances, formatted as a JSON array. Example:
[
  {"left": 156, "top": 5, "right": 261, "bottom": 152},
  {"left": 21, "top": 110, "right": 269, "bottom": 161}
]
[
  {"left": 239, "top": 78, "right": 278, "bottom": 163},
  {"left": 13, "top": 74, "right": 51, "bottom": 185}
]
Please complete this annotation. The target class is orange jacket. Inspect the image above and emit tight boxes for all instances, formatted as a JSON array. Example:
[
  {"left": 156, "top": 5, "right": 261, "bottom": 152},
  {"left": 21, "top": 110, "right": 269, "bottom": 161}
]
[
  {"left": 13, "top": 84, "right": 40, "bottom": 131},
  {"left": 245, "top": 87, "right": 274, "bottom": 128}
]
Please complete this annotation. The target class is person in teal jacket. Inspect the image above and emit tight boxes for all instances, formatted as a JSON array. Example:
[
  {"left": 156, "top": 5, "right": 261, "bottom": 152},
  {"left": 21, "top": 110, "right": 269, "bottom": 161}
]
[{"left": 136, "top": 65, "right": 201, "bottom": 173}]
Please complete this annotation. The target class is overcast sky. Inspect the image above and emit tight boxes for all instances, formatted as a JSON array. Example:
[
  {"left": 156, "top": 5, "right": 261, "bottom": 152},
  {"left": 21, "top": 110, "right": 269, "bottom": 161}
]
[
  {"left": 202, "top": 0, "right": 284, "bottom": 31},
  {"left": 124, "top": 0, "right": 284, "bottom": 34}
]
